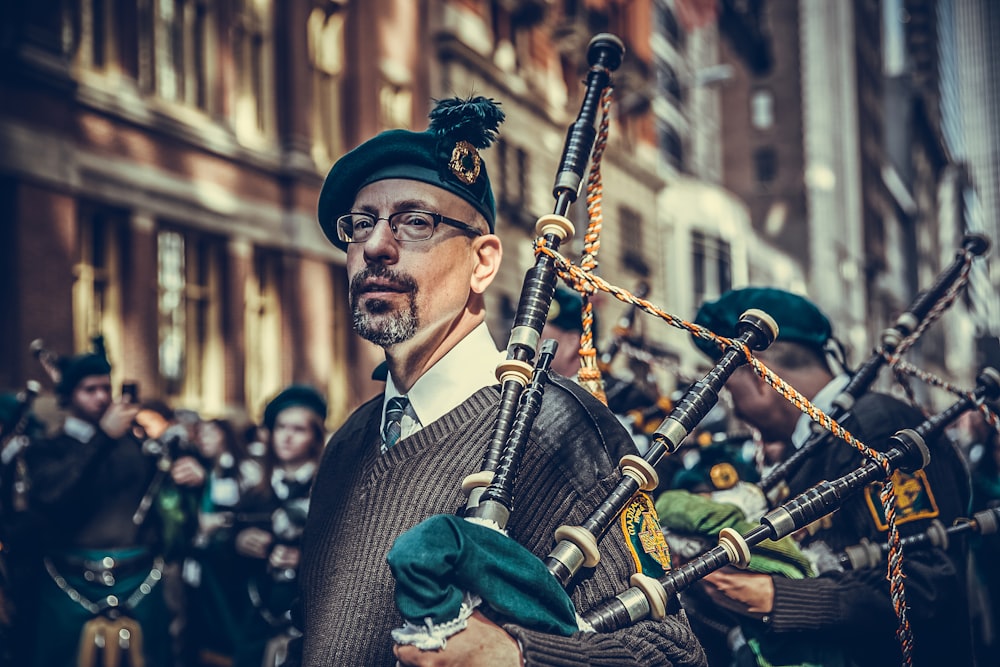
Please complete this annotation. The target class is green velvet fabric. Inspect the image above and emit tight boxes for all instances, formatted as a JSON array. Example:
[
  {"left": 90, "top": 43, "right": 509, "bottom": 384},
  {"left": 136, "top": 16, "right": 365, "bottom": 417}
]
[
  {"left": 655, "top": 490, "right": 812, "bottom": 577},
  {"left": 656, "top": 490, "right": 850, "bottom": 667},
  {"left": 387, "top": 513, "right": 578, "bottom": 636}
]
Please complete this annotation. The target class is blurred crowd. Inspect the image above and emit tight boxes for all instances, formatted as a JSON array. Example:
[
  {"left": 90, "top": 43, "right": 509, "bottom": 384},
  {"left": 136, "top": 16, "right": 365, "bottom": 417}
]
[
  {"left": 3, "top": 321, "right": 1000, "bottom": 667},
  {"left": 0, "top": 339, "right": 329, "bottom": 667}
]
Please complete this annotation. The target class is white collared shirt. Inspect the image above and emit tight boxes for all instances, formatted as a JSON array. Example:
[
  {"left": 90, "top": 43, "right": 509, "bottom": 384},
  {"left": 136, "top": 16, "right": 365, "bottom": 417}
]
[
  {"left": 381, "top": 322, "right": 505, "bottom": 440},
  {"left": 790, "top": 373, "right": 851, "bottom": 449}
]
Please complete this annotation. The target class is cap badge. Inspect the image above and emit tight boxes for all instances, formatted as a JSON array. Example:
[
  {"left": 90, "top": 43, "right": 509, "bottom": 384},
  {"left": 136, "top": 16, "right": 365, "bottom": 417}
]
[
  {"left": 709, "top": 462, "right": 739, "bottom": 490},
  {"left": 449, "top": 140, "right": 481, "bottom": 185}
]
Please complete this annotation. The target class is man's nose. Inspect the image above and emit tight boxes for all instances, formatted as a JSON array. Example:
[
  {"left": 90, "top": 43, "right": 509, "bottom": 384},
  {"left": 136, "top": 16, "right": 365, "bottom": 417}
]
[{"left": 362, "top": 218, "right": 399, "bottom": 262}]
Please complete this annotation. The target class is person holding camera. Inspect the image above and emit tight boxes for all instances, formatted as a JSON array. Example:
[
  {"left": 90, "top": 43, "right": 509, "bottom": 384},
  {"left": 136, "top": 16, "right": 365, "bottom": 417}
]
[{"left": 23, "top": 339, "right": 203, "bottom": 667}]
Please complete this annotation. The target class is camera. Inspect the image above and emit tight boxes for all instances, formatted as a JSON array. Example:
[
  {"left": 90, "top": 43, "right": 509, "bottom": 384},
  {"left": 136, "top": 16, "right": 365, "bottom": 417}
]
[{"left": 121, "top": 381, "right": 139, "bottom": 404}]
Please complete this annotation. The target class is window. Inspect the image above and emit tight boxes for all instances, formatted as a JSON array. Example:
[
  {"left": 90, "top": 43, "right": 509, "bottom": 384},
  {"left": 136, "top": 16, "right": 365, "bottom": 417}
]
[
  {"left": 74, "top": 205, "right": 126, "bottom": 360},
  {"left": 234, "top": 0, "right": 274, "bottom": 140},
  {"left": 157, "top": 230, "right": 186, "bottom": 387},
  {"left": 378, "top": 82, "right": 413, "bottom": 133},
  {"left": 619, "top": 206, "right": 650, "bottom": 276},
  {"left": 656, "top": 58, "right": 683, "bottom": 105},
  {"left": 150, "top": 0, "right": 213, "bottom": 110},
  {"left": 655, "top": 1, "right": 682, "bottom": 46},
  {"left": 157, "top": 227, "right": 224, "bottom": 404},
  {"left": 753, "top": 146, "right": 777, "bottom": 184},
  {"left": 308, "top": 5, "right": 347, "bottom": 167},
  {"left": 658, "top": 121, "right": 684, "bottom": 169},
  {"left": 76, "top": 0, "right": 110, "bottom": 70},
  {"left": 750, "top": 89, "right": 774, "bottom": 129},
  {"left": 496, "top": 139, "right": 533, "bottom": 229},
  {"left": 691, "top": 230, "right": 732, "bottom": 307},
  {"left": 245, "top": 248, "right": 283, "bottom": 417},
  {"left": 882, "top": 0, "right": 906, "bottom": 77}
]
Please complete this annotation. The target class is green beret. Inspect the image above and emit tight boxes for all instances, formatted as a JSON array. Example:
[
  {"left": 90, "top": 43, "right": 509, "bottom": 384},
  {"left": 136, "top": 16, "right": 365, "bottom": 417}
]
[
  {"left": 547, "top": 286, "right": 585, "bottom": 334},
  {"left": 692, "top": 287, "right": 831, "bottom": 360},
  {"left": 318, "top": 97, "right": 505, "bottom": 251},
  {"left": 263, "top": 385, "right": 328, "bottom": 431},
  {"left": 56, "top": 337, "right": 112, "bottom": 397}
]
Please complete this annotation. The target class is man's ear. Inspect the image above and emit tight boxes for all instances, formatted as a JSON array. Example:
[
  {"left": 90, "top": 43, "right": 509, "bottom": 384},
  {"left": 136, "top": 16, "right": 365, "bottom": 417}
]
[{"left": 470, "top": 235, "right": 502, "bottom": 295}]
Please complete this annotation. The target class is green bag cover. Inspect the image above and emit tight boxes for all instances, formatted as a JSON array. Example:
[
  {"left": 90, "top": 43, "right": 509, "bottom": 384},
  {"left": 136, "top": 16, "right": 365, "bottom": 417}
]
[
  {"left": 655, "top": 489, "right": 813, "bottom": 578},
  {"left": 656, "top": 490, "right": 850, "bottom": 667},
  {"left": 387, "top": 514, "right": 578, "bottom": 642}
]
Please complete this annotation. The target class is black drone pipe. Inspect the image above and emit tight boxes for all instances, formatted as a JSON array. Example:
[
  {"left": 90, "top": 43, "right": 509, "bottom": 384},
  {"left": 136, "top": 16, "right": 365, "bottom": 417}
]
[
  {"left": 544, "top": 309, "right": 778, "bottom": 587},
  {"left": 464, "top": 34, "right": 626, "bottom": 509},
  {"left": 468, "top": 339, "right": 558, "bottom": 527}
]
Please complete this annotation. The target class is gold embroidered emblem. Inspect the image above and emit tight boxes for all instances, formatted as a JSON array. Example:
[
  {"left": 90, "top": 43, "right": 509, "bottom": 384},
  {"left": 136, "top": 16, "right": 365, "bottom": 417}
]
[
  {"left": 621, "top": 492, "right": 671, "bottom": 577},
  {"left": 709, "top": 462, "right": 739, "bottom": 490},
  {"left": 864, "top": 469, "right": 940, "bottom": 531},
  {"left": 449, "top": 140, "right": 481, "bottom": 184}
]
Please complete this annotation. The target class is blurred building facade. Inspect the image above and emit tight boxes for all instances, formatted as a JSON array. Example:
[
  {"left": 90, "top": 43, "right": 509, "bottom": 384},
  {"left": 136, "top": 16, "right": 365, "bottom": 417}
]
[
  {"left": 0, "top": 0, "right": 994, "bottom": 428},
  {"left": 713, "top": 0, "right": 996, "bottom": 396},
  {"left": 0, "top": 0, "right": 691, "bottom": 426}
]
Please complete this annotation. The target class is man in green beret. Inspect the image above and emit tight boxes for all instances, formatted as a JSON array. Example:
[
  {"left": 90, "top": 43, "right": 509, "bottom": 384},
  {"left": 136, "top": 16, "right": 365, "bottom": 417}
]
[
  {"left": 294, "top": 98, "right": 707, "bottom": 667},
  {"left": 689, "top": 287, "right": 973, "bottom": 667}
]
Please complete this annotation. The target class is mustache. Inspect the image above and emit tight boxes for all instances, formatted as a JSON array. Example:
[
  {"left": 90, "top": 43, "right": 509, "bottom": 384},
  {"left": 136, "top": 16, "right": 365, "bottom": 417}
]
[{"left": 349, "top": 265, "right": 418, "bottom": 302}]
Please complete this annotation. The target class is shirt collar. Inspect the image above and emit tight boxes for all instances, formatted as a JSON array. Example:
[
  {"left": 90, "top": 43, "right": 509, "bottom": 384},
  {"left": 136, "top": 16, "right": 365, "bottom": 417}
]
[
  {"left": 383, "top": 321, "right": 504, "bottom": 431},
  {"left": 791, "top": 373, "right": 851, "bottom": 449}
]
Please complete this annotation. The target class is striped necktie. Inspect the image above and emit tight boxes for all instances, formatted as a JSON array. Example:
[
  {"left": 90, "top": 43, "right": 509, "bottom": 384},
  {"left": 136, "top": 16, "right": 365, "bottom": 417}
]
[{"left": 381, "top": 396, "right": 409, "bottom": 452}]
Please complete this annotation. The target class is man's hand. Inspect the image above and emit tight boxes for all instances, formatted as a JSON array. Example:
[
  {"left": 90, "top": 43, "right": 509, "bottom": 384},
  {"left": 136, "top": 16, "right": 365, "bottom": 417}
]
[
  {"left": 269, "top": 544, "right": 301, "bottom": 571},
  {"left": 99, "top": 401, "right": 141, "bottom": 439},
  {"left": 170, "top": 456, "right": 206, "bottom": 487},
  {"left": 699, "top": 567, "right": 774, "bottom": 619},
  {"left": 393, "top": 610, "right": 522, "bottom": 667},
  {"left": 235, "top": 527, "right": 274, "bottom": 559}
]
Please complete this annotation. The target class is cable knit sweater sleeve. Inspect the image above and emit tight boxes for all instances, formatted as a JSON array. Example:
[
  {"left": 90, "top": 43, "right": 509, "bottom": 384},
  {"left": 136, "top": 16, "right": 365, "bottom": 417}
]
[{"left": 294, "top": 380, "right": 707, "bottom": 667}]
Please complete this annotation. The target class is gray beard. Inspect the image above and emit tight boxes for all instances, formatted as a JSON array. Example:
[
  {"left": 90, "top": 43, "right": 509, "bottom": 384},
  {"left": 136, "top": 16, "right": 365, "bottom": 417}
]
[{"left": 352, "top": 295, "right": 418, "bottom": 347}]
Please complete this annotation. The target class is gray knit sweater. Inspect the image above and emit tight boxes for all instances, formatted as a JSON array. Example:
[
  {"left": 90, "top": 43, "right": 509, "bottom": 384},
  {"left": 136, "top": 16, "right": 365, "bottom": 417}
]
[{"left": 294, "top": 379, "right": 707, "bottom": 666}]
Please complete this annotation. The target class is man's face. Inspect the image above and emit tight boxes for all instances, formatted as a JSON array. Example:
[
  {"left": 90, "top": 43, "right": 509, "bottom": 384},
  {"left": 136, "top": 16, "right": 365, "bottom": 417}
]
[
  {"left": 345, "top": 179, "right": 488, "bottom": 348},
  {"left": 70, "top": 375, "right": 112, "bottom": 423},
  {"left": 722, "top": 365, "right": 789, "bottom": 443}
]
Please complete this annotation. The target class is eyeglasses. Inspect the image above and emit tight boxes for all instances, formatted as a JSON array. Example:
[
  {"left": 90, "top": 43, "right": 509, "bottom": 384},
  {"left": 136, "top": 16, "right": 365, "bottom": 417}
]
[{"left": 335, "top": 210, "right": 484, "bottom": 244}]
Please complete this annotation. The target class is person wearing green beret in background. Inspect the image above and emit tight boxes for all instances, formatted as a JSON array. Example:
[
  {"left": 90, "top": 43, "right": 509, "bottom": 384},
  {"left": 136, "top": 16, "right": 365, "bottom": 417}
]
[
  {"left": 22, "top": 337, "right": 205, "bottom": 667},
  {"left": 689, "top": 287, "right": 974, "bottom": 667},
  {"left": 231, "top": 384, "right": 328, "bottom": 667},
  {"left": 291, "top": 97, "right": 707, "bottom": 667}
]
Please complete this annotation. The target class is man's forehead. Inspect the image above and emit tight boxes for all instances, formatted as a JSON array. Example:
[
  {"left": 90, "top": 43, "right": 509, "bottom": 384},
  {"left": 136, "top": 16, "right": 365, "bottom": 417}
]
[{"left": 353, "top": 179, "right": 465, "bottom": 211}]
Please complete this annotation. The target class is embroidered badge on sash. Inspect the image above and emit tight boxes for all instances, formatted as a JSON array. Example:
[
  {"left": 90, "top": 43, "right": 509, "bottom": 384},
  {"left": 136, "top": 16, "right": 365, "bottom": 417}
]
[
  {"left": 864, "top": 469, "right": 940, "bottom": 531},
  {"left": 620, "top": 492, "right": 671, "bottom": 577}
]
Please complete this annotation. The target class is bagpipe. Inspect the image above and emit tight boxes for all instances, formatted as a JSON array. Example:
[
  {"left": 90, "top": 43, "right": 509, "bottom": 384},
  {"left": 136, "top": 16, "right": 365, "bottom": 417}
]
[
  {"left": 835, "top": 507, "right": 1000, "bottom": 571},
  {"left": 582, "top": 365, "right": 1000, "bottom": 631},
  {"left": 387, "top": 31, "right": 996, "bottom": 667},
  {"left": 0, "top": 380, "right": 41, "bottom": 463},
  {"left": 759, "top": 233, "right": 991, "bottom": 504},
  {"left": 0, "top": 380, "right": 42, "bottom": 518}
]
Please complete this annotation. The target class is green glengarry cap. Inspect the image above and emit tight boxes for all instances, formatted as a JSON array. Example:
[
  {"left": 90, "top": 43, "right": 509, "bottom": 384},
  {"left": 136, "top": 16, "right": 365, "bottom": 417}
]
[
  {"left": 692, "top": 287, "right": 831, "bottom": 360},
  {"left": 318, "top": 96, "right": 505, "bottom": 251}
]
